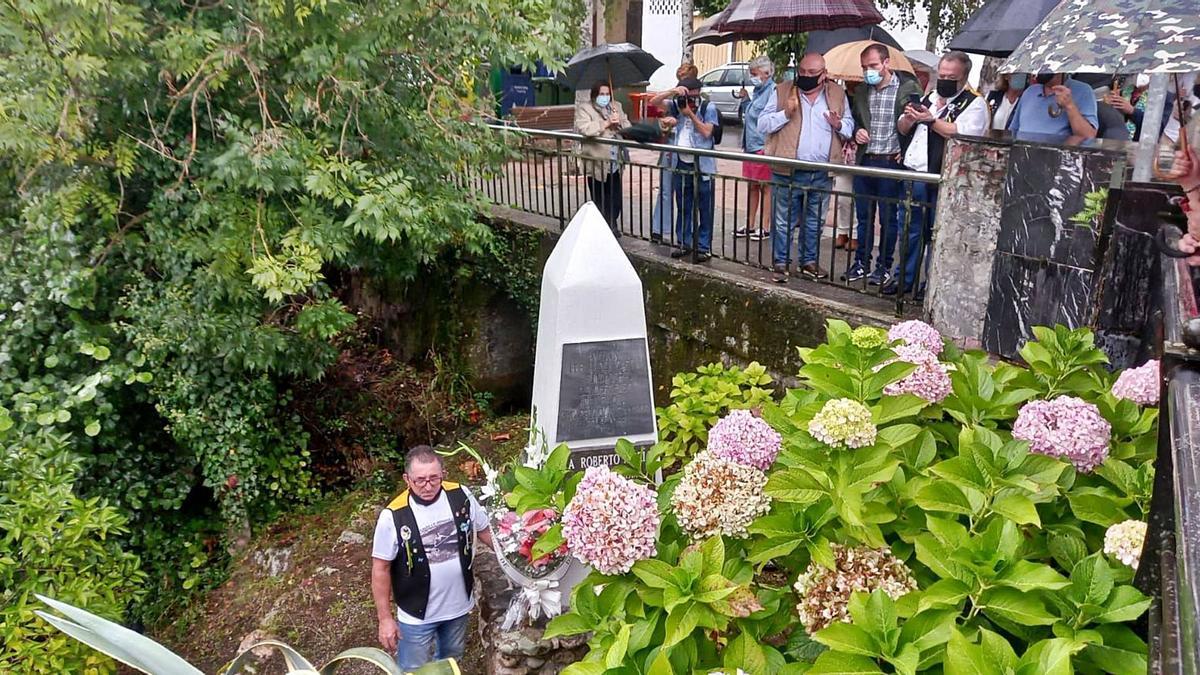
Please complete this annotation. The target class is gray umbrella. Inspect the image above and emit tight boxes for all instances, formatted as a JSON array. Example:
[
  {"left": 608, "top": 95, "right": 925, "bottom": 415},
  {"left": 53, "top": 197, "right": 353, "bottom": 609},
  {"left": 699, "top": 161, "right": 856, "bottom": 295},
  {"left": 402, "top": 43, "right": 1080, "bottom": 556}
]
[
  {"left": 689, "top": 13, "right": 735, "bottom": 46},
  {"left": 1000, "top": 0, "right": 1200, "bottom": 74},
  {"left": 946, "top": 0, "right": 1060, "bottom": 57},
  {"left": 556, "top": 43, "right": 665, "bottom": 91}
]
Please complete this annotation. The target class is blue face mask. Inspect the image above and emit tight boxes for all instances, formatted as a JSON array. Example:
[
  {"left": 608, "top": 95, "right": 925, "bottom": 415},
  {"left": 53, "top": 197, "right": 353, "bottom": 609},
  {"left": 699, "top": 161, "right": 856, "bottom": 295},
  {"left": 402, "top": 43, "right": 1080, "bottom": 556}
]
[
  {"left": 596, "top": 95, "right": 611, "bottom": 108},
  {"left": 1010, "top": 74, "right": 1028, "bottom": 90},
  {"left": 750, "top": 76, "right": 763, "bottom": 87},
  {"left": 864, "top": 68, "right": 883, "bottom": 86}
]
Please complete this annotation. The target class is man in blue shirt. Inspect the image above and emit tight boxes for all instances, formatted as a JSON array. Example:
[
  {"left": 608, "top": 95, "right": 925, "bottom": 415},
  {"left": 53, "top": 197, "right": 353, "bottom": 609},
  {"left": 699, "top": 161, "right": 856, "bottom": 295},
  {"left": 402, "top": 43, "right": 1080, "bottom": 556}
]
[
  {"left": 649, "top": 77, "right": 720, "bottom": 262},
  {"left": 1008, "top": 73, "right": 1098, "bottom": 141}
]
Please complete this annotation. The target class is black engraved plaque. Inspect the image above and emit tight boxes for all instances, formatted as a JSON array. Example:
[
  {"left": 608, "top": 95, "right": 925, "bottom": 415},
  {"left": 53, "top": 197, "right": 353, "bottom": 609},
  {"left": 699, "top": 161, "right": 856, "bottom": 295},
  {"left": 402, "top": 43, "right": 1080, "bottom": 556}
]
[{"left": 556, "top": 338, "right": 655, "bottom": 443}]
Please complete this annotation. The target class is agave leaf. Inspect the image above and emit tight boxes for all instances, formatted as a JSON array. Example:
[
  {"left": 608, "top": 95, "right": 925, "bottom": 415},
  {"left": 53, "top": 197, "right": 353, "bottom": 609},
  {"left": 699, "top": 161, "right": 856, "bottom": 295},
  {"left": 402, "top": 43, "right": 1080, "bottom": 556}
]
[
  {"left": 318, "top": 647, "right": 408, "bottom": 674},
  {"left": 34, "top": 596, "right": 205, "bottom": 675},
  {"left": 221, "top": 640, "right": 317, "bottom": 673}
]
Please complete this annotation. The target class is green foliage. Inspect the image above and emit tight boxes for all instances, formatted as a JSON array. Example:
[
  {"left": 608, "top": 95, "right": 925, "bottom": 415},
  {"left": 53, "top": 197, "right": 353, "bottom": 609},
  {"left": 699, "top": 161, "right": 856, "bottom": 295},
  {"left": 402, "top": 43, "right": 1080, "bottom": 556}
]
[
  {"left": 656, "top": 362, "right": 774, "bottom": 469},
  {"left": 550, "top": 320, "right": 1156, "bottom": 674},
  {"left": 1, "top": 418, "right": 145, "bottom": 674},
  {"left": 0, "top": 0, "right": 582, "bottom": 664},
  {"left": 1070, "top": 189, "right": 1110, "bottom": 229}
]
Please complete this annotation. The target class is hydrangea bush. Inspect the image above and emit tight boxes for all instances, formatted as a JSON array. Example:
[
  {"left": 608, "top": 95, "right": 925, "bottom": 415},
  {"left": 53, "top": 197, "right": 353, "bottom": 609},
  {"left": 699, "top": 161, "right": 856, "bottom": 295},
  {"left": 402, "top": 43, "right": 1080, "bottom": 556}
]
[
  {"left": 542, "top": 321, "right": 1158, "bottom": 675},
  {"left": 561, "top": 466, "right": 660, "bottom": 575}
]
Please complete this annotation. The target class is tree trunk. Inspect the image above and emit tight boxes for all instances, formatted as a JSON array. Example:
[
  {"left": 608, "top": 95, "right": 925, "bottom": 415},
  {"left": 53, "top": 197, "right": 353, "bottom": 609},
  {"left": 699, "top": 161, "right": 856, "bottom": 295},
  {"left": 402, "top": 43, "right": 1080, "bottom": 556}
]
[
  {"left": 979, "top": 56, "right": 1002, "bottom": 92},
  {"left": 681, "top": 0, "right": 694, "bottom": 62},
  {"left": 925, "top": 0, "right": 943, "bottom": 52}
]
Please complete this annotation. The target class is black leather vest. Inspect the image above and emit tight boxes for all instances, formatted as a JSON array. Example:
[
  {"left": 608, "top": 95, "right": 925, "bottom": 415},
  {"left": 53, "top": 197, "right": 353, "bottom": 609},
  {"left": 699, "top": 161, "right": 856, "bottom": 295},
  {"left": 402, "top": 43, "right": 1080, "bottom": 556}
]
[{"left": 387, "top": 483, "right": 474, "bottom": 620}]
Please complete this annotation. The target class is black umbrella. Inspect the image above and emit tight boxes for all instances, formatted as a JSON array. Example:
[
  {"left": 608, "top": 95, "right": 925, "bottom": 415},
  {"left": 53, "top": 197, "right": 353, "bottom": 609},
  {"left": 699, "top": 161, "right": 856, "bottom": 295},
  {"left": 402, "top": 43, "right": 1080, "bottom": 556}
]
[
  {"left": 806, "top": 24, "right": 902, "bottom": 54},
  {"left": 555, "top": 43, "right": 664, "bottom": 91},
  {"left": 946, "top": 0, "right": 1059, "bottom": 57}
]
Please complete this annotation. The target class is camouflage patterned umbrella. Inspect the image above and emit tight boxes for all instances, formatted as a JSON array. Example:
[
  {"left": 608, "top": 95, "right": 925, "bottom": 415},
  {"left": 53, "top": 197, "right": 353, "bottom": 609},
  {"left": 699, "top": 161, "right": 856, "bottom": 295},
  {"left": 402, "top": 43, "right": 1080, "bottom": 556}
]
[{"left": 1001, "top": 0, "right": 1200, "bottom": 74}]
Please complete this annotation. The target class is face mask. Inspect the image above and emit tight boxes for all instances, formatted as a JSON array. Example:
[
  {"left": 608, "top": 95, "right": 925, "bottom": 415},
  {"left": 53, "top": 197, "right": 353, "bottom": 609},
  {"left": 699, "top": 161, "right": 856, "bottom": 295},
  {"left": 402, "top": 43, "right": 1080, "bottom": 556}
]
[
  {"left": 864, "top": 68, "right": 883, "bottom": 86},
  {"left": 796, "top": 74, "right": 822, "bottom": 92},
  {"left": 596, "top": 95, "right": 611, "bottom": 107},
  {"left": 1193, "top": 83, "right": 1200, "bottom": 99},
  {"left": 1010, "top": 74, "right": 1028, "bottom": 89},
  {"left": 1035, "top": 72, "right": 1055, "bottom": 86},
  {"left": 1135, "top": 74, "right": 1151, "bottom": 88},
  {"left": 749, "top": 76, "right": 763, "bottom": 87},
  {"left": 936, "top": 78, "right": 961, "bottom": 98}
]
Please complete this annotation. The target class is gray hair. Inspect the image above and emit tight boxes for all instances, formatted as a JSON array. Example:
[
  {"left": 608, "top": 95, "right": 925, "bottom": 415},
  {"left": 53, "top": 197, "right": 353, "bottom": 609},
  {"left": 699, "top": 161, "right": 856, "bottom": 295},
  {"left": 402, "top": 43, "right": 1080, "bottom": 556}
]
[
  {"left": 404, "top": 445, "right": 443, "bottom": 473},
  {"left": 748, "top": 54, "right": 774, "bottom": 77},
  {"left": 940, "top": 51, "right": 972, "bottom": 77}
]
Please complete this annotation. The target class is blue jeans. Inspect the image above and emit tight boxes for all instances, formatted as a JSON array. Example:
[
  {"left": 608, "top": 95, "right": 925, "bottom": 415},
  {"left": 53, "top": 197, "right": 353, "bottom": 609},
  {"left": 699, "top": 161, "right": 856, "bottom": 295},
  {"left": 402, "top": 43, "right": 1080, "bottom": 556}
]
[
  {"left": 896, "top": 182, "right": 938, "bottom": 288},
  {"left": 396, "top": 614, "right": 469, "bottom": 670},
  {"left": 771, "top": 170, "right": 832, "bottom": 267},
  {"left": 673, "top": 166, "right": 714, "bottom": 253},
  {"left": 652, "top": 161, "right": 673, "bottom": 238},
  {"left": 852, "top": 155, "right": 905, "bottom": 273}
]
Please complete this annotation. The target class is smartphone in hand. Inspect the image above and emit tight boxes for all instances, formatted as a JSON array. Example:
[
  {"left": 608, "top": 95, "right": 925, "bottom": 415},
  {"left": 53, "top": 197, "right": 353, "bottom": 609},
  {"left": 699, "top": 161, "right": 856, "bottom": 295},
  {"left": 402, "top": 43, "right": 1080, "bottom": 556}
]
[{"left": 907, "top": 93, "right": 925, "bottom": 111}]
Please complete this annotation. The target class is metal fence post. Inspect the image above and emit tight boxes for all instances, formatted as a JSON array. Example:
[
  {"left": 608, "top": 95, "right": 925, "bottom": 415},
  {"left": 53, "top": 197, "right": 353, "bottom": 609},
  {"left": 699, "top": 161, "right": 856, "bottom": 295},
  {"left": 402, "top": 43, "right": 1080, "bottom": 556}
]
[
  {"left": 896, "top": 183, "right": 914, "bottom": 317},
  {"left": 555, "top": 137, "right": 566, "bottom": 231},
  {"left": 691, "top": 163, "right": 701, "bottom": 264}
]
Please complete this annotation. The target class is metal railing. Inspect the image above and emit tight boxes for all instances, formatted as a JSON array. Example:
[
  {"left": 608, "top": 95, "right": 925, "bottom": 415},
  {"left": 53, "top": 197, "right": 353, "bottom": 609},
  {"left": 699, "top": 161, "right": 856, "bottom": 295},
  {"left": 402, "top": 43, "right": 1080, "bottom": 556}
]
[
  {"left": 1147, "top": 240, "right": 1200, "bottom": 673},
  {"left": 474, "top": 124, "right": 940, "bottom": 315}
]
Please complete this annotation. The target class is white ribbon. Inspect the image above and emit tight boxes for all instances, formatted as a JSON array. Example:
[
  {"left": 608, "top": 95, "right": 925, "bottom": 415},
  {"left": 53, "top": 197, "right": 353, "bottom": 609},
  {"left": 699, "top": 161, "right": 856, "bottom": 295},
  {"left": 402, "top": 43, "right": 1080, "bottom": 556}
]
[{"left": 522, "top": 579, "right": 563, "bottom": 621}]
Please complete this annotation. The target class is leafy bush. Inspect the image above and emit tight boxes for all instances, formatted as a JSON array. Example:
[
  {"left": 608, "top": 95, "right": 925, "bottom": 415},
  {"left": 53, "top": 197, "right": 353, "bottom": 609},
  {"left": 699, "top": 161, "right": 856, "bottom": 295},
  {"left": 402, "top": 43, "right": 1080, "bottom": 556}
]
[
  {"left": 656, "top": 362, "right": 775, "bottom": 469},
  {"left": 544, "top": 321, "right": 1157, "bottom": 675},
  {"left": 1, "top": 415, "right": 145, "bottom": 674}
]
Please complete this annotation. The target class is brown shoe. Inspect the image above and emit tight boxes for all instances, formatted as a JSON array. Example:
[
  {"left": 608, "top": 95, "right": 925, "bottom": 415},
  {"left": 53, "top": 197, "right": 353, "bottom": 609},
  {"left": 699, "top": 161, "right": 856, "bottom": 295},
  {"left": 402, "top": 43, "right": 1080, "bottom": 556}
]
[
  {"left": 834, "top": 234, "right": 849, "bottom": 249},
  {"left": 801, "top": 263, "right": 829, "bottom": 280},
  {"left": 772, "top": 264, "right": 788, "bottom": 284}
]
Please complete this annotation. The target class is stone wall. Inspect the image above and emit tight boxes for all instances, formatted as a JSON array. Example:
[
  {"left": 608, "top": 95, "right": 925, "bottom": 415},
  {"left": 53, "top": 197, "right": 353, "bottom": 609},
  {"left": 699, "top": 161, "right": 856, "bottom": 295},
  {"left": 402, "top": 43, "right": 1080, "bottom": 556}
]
[
  {"left": 350, "top": 212, "right": 896, "bottom": 407},
  {"left": 474, "top": 551, "right": 589, "bottom": 675}
]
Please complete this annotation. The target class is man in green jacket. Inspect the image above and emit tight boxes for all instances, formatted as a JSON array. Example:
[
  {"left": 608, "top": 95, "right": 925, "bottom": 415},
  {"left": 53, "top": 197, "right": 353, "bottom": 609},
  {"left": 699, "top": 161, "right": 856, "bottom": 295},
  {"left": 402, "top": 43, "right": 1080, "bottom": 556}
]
[{"left": 844, "top": 43, "right": 923, "bottom": 287}]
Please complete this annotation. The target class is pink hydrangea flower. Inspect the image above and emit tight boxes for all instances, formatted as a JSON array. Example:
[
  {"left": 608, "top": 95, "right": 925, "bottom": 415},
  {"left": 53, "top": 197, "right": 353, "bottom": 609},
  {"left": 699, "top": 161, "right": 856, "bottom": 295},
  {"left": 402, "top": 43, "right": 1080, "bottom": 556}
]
[
  {"left": 1012, "top": 396, "right": 1111, "bottom": 473},
  {"left": 1112, "top": 360, "right": 1160, "bottom": 406},
  {"left": 881, "top": 343, "right": 952, "bottom": 403},
  {"left": 707, "top": 409, "right": 782, "bottom": 471},
  {"left": 562, "top": 467, "right": 659, "bottom": 575},
  {"left": 887, "top": 320, "right": 944, "bottom": 355}
]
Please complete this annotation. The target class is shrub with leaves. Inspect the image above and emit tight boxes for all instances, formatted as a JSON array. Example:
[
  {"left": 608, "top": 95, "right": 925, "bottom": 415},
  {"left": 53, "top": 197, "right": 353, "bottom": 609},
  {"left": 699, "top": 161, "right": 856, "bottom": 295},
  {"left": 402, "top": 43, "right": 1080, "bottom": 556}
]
[
  {"left": 543, "top": 321, "right": 1158, "bottom": 675},
  {"left": 656, "top": 362, "right": 775, "bottom": 469}
]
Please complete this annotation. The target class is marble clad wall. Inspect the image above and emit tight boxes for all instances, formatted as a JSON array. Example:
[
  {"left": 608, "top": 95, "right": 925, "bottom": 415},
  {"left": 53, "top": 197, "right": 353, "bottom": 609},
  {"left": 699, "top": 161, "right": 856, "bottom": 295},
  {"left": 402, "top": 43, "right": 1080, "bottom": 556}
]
[{"left": 928, "top": 136, "right": 1159, "bottom": 369}]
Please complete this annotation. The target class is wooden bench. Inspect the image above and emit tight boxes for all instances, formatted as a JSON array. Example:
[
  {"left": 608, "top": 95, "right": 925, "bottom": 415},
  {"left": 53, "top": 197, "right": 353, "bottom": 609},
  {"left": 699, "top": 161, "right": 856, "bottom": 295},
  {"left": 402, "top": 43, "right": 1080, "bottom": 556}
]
[{"left": 509, "top": 105, "right": 576, "bottom": 132}]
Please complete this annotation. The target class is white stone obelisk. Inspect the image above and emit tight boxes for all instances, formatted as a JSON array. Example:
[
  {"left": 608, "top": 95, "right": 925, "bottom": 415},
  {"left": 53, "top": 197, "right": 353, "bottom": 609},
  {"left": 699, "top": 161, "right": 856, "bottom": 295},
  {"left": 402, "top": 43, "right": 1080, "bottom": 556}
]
[{"left": 526, "top": 202, "right": 658, "bottom": 469}]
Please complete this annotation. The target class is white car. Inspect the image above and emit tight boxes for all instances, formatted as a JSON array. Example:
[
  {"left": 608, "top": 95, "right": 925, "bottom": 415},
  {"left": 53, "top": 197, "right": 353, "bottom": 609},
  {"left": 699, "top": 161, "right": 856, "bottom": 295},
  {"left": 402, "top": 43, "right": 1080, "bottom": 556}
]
[{"left": 699, "top": 63, "right": 752, "bottom": 122}]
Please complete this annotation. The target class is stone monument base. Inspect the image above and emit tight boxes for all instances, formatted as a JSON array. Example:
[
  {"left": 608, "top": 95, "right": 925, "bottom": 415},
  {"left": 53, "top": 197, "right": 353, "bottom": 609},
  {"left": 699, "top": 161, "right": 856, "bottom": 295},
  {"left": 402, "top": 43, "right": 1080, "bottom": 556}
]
[{"left": 475, "top": 550, "right": 589, "bottom": 675}]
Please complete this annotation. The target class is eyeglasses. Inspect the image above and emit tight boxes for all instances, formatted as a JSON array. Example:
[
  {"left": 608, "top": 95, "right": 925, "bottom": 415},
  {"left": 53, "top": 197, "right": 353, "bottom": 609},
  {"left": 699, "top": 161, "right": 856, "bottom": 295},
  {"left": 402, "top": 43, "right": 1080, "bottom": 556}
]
[{"left": 408, "top": 475, "right": 443, "bottom": 487}]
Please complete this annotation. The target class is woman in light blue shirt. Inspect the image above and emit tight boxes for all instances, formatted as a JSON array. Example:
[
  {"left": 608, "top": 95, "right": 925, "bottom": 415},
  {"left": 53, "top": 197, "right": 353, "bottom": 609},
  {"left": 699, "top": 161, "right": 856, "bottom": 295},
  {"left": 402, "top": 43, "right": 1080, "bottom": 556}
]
[{"left": 736, "top": 55, "right": 776, "bottom": 240}]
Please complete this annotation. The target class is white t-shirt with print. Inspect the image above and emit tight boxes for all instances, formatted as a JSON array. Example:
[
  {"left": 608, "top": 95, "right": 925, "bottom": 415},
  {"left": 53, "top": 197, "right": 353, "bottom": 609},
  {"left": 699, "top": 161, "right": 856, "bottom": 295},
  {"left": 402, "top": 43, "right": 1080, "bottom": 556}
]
[{"left": 372, "top": 487, "right": 490, "bottom": 625}]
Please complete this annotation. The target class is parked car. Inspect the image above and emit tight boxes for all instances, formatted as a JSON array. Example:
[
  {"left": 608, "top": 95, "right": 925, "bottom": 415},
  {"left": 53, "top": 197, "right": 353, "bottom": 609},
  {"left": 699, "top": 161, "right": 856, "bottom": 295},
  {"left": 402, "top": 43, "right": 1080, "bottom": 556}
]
[{"left": 699, "top": 63, "right": 752, "bottom": 122}]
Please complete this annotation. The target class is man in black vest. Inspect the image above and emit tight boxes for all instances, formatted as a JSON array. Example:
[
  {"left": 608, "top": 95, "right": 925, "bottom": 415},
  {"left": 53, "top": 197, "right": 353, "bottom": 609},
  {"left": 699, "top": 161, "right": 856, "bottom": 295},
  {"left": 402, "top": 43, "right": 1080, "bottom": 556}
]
[
  {"left": 371, "top": 445, "right": 492, "bottom": 669},
  {"left": 891, "top": 50, "right": 989, "bottom": 298}
]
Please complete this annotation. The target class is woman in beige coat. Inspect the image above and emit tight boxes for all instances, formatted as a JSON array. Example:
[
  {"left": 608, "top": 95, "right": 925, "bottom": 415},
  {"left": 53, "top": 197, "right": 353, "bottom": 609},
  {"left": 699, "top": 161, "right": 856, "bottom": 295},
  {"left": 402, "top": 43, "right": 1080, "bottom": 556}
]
[{"left": 574, "top": 82, "right": 630, "bottom": 233}]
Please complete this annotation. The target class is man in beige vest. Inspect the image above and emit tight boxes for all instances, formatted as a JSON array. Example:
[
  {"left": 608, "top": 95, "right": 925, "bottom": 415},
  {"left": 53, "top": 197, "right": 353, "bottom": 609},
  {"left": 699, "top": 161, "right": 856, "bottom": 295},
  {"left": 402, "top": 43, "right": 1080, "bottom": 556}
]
[{"left": 757, "top": 53, "right": 854, "bottom": 284}]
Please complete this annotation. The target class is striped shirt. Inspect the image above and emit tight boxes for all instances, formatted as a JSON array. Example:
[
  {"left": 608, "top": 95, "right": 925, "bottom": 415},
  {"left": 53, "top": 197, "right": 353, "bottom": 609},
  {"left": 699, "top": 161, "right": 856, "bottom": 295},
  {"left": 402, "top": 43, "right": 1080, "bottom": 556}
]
[{"left": 866, "top": 75, "right": 901, "bottom": 155}]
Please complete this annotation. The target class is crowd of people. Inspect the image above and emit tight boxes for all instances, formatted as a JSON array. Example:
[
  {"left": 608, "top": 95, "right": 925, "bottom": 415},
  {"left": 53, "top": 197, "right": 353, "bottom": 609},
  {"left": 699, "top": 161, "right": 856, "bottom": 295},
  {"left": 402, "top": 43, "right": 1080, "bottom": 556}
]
[{"left": 572, "top": 45, "right": 1200, "bottom": 296}]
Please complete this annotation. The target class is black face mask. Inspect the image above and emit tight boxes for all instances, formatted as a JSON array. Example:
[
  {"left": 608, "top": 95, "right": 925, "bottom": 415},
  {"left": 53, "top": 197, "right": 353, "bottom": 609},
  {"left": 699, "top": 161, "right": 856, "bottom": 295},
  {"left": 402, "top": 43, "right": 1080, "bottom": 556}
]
[
  {"left": 795, "top": 74, "right": 822, "bottom": 92},
  {"left": 936, "top": 78, "right": 961, "bottom": 98},
  {"left": 1193, "top": 83, "right": 1200, "bottom": 99},
  {"left": 1035, "top": 72, "right": 1055, "bottom": 86}
]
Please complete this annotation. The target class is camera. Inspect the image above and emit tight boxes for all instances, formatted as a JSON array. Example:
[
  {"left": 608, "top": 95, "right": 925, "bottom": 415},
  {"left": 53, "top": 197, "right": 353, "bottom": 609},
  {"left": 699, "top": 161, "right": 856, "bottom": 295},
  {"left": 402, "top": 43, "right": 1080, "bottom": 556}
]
[{"left": 675, "top": 94, "right": 699, "bottom": 111}]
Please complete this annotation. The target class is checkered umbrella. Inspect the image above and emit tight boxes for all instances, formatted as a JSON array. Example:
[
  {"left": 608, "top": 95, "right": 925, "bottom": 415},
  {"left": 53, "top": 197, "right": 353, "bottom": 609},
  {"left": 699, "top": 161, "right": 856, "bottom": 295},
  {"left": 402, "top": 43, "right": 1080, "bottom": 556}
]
[{"left": 712, "top": 0, "right": 885, "bottom": 39}]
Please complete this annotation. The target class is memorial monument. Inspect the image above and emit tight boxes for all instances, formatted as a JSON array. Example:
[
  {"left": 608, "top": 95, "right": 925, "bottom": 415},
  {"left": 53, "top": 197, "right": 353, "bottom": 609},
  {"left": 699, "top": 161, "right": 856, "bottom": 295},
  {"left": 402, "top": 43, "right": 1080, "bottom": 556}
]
[
  {"left": 526, "top": 202, "right": 658, "bottom": 471},
  {"left": 482, "top": 202, "right": 660, "bottom": 629}
]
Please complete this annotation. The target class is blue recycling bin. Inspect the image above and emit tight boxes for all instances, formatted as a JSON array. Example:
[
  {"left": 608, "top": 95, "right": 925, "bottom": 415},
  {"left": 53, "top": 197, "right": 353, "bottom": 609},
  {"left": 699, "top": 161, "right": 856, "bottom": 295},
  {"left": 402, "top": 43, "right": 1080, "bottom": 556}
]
[{"left": 499, "top": 68, "right": 535, "bottom": 117}]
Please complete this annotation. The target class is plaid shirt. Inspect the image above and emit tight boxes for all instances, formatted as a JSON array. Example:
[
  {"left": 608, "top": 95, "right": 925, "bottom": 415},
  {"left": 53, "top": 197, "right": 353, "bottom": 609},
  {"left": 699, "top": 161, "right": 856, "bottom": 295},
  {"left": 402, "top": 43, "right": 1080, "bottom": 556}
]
[{"left": 865, "top": 75, "right": 901, "bottom": 155}]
